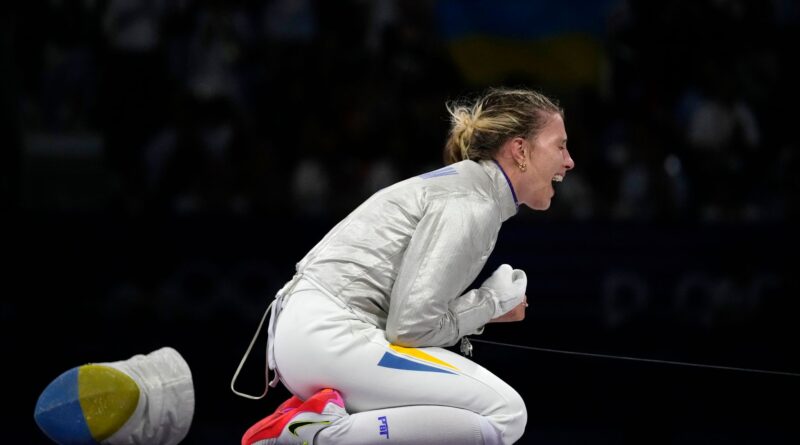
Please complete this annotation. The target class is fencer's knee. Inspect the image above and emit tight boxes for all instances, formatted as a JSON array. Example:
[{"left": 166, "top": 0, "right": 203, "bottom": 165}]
[{"left": 500, "top": 390, "right": 527, "bottom": 444}]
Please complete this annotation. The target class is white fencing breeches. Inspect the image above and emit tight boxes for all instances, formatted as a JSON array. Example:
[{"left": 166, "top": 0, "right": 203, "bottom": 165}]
[{"left": 272, "top": 278, "right": 527, "bottom": 444}]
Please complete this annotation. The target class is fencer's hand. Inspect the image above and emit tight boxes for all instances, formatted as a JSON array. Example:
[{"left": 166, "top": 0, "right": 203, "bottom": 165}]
[
  {"left": 490, "top": 296, "right": 527, "bottom": 323},
  {"left": 481, "top": 264, "right": 527, "bottom": 319}
]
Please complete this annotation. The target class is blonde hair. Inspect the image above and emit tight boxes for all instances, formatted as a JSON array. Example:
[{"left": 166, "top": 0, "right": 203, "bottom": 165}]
[{"left": 444, "top": 87, "right": 563, "bottom": 165}]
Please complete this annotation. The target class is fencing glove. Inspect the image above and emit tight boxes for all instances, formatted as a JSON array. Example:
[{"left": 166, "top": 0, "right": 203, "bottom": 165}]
[{"left": 481, "top": 264, "right": 527, "bottom": 318}]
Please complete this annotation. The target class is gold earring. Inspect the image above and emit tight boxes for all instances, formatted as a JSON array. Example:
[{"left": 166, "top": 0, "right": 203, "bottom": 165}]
[{"left": 518, "top": 162, "right": 527, "bottom": 172}]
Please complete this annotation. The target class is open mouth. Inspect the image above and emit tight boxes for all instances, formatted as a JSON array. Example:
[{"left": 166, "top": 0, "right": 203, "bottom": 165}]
[{"left": 552, "top": 174, "right": 564, "bottom": 183}]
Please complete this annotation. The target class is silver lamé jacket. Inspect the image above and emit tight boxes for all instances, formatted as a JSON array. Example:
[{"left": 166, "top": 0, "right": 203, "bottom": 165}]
[{"left": 294, "top": 159, "right": 519, "bottom": 348}]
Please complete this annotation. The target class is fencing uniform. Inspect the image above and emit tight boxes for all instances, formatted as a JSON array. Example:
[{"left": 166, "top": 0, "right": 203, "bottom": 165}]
[{"left": 267, "top": 159, "right": 527, "bottom": 444}]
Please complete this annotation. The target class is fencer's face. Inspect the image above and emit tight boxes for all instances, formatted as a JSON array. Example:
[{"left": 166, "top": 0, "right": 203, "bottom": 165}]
[{"left": 519, "top": 113, "right": 574, "bottom": 210}]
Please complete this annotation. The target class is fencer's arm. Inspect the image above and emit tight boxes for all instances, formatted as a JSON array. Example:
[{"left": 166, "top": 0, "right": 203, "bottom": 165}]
[{"left": 386, "top": 196, "right": 498, "bottom": 348}]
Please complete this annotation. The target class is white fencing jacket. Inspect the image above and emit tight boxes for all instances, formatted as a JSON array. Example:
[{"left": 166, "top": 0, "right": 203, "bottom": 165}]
[{"left": 292, "top": 159, "right": 519, "bottom": 348}]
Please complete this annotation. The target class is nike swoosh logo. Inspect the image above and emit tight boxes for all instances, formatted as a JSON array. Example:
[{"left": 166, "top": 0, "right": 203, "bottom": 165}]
[{"left": 288, "top": 420, "right": 332, "bottom": 436}]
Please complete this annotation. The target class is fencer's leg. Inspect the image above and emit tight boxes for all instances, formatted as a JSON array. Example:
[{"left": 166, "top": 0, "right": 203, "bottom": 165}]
[
  {"left": 317, "top": 404, "right": 505, "bottom": 445},
  {"left": 273, "top": 287, "right": 526, "bottom": 445},
  {"left": 34, "top": 347, "right": 194, "bottom": 445}
]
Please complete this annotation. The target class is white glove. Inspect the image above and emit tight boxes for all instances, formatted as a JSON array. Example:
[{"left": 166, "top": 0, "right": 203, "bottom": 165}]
[{"left": 481, "top": 264, "right": 527, "bottom": 318}]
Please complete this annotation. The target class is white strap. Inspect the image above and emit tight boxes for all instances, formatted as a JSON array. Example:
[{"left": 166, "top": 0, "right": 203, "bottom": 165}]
[
  {"left": 230, "top": 273, "right": 303, "bottom": 400},
  {"left": 230, "top": 299, "right": 274, "bottom": 400}
]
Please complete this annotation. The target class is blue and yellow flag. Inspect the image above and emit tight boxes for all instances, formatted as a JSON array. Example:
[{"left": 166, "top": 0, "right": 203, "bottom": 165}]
[{"left": 436, "top": 0, "right": 615, "bottom": 88}]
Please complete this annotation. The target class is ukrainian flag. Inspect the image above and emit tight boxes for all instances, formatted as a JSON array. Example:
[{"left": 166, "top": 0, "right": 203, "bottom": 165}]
[{"left": 436, "top": 0, "right": 615, "bottom": 89}]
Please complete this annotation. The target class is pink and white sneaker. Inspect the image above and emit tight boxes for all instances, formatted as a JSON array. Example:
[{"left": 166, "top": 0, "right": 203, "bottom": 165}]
[{"left": 242, "top": 389, "right": 347, "bottom": 445}]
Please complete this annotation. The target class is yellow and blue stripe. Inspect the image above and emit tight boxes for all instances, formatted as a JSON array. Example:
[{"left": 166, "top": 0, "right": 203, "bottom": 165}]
[{"left": 378, "top": 344, "right": 459, "bottom": 375}]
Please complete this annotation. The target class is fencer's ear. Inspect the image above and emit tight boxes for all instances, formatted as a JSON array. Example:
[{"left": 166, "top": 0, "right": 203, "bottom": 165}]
[
  {"left": 497, "top": 136, "right": 525, "bottom": 166},
  {"left": 510, "top": 137, "right": 526, "bottom": 163}
]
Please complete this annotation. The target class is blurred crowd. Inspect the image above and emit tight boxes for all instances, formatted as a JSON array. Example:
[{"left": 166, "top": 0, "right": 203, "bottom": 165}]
[
  {"left": 8, "top": 5, "right": 799, "bottom": 443},
  {"left": 8, "top": 0, "right": 799, "bottom": 223}
]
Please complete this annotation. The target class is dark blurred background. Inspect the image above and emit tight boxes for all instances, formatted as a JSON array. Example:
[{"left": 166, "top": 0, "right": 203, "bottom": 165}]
[{"left": 4, "top": 0, "right": 799, "bottom": 444}]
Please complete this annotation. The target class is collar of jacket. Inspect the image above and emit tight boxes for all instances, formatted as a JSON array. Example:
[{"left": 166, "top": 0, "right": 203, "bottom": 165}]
[{"left": 481, "top": 160, "right": 519, "bottom": 222}]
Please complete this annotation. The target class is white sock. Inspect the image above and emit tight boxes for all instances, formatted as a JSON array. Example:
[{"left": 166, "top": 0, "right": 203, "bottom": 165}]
[{"left": 317, "top": 405, "right": 489, "bottom": 445}]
